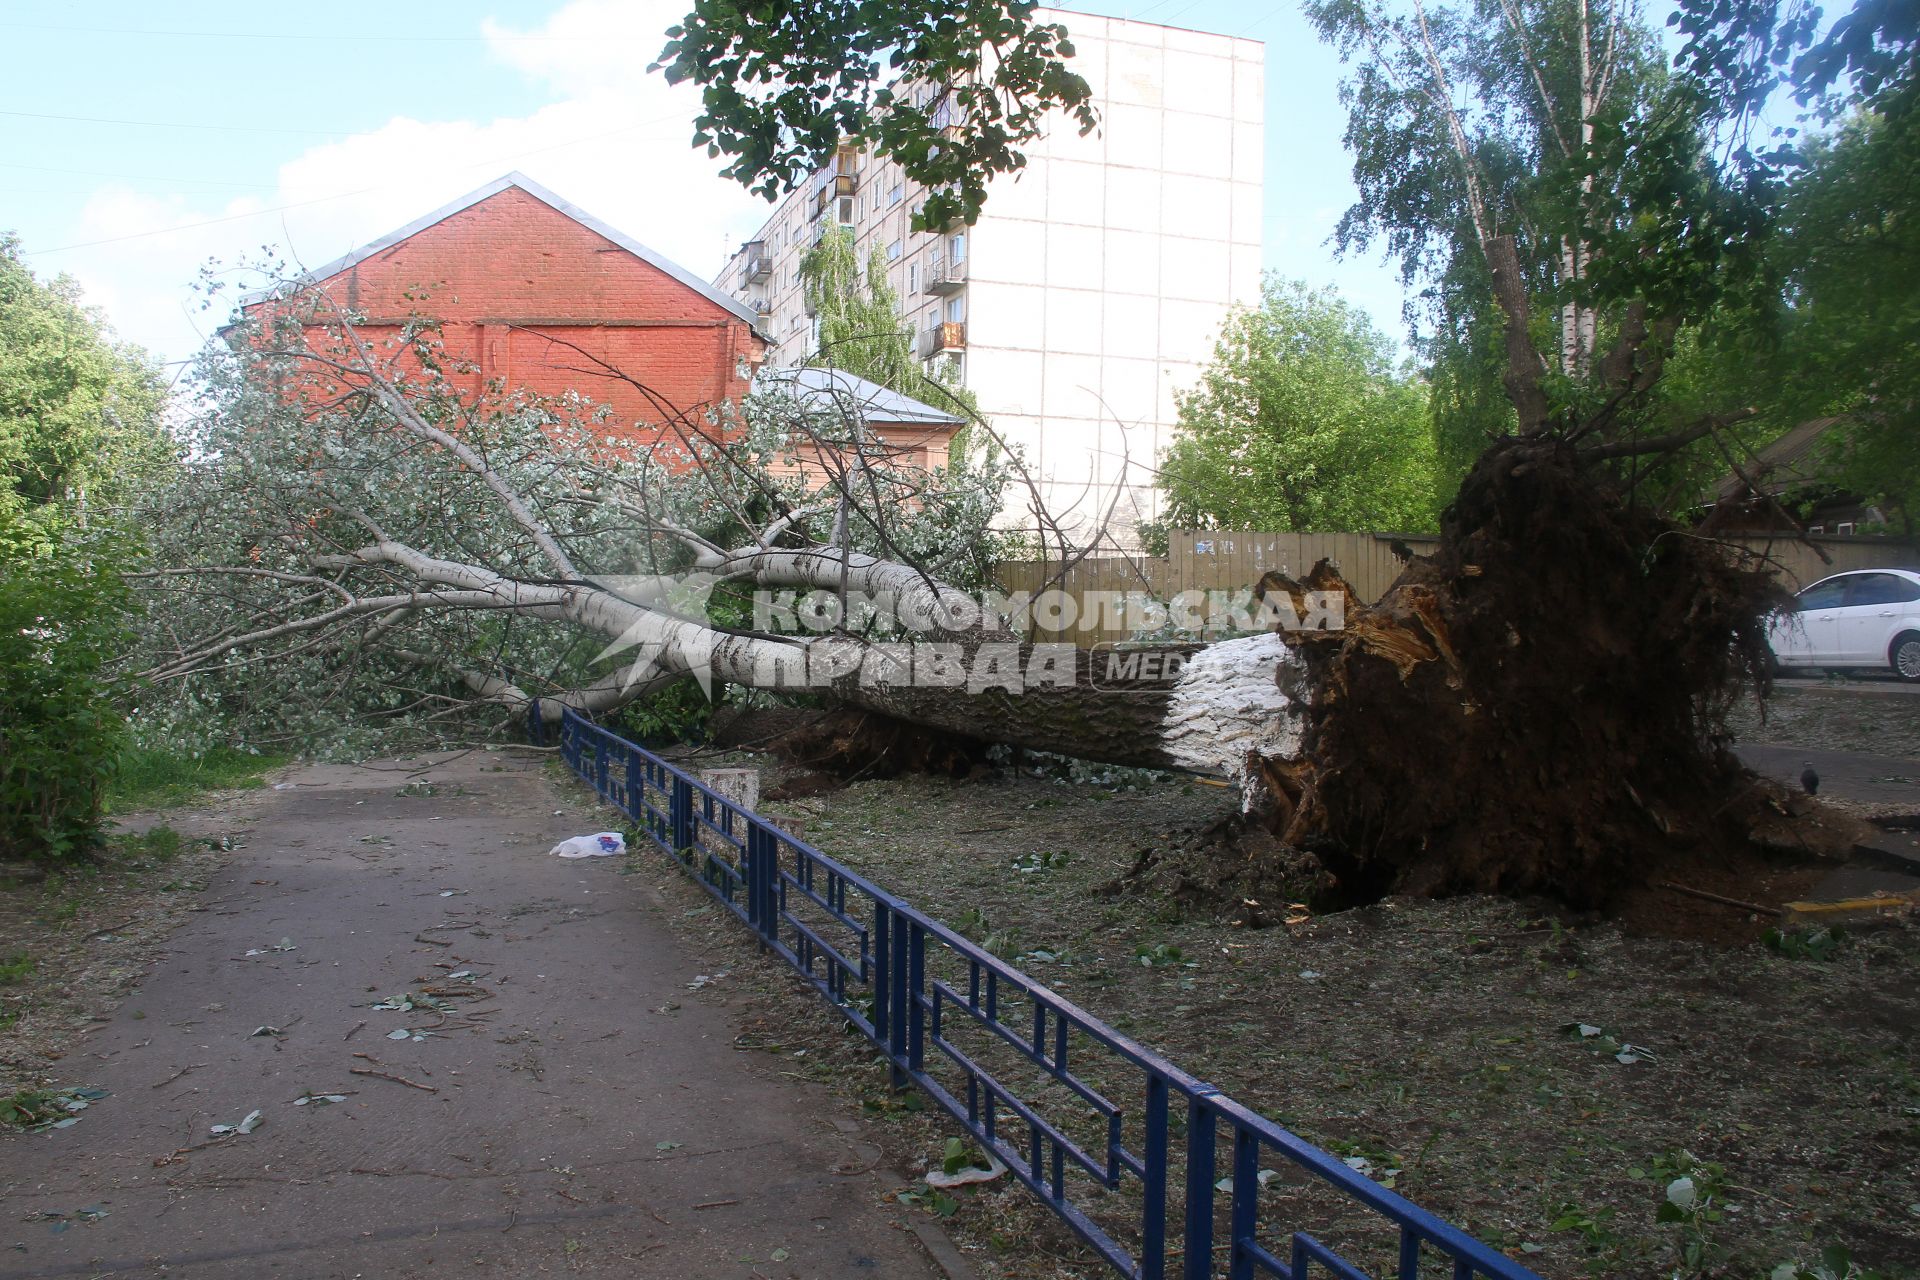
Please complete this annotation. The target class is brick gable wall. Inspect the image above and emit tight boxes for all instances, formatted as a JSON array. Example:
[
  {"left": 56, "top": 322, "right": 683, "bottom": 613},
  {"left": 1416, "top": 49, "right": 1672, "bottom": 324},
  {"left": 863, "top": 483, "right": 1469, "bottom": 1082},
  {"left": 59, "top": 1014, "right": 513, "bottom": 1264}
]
[{"left": 278, "top": 185, "right": 762, "bottom": 448}]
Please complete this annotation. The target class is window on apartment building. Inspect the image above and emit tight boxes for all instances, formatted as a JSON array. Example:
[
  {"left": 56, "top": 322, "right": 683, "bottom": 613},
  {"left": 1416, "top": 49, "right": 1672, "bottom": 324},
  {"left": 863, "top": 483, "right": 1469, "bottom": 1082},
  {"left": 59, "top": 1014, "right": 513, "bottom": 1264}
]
[
  {"left": 907, "top": 263, "right": 919, "bottom": 294},
  {"left": 945, "top": 295, "right": 966, "bottom": 324},
  {"left": 889, "top": 182, "right": 904, "bottom": 207},
  {"left": 838, "top": 196, "right": 854, "bottom": 223},
  {"left": 949, "top": 232, "right": 967, "bottom": 264},
  {"left": 886, "top": 239, "right": 902, "bottom": 261}
]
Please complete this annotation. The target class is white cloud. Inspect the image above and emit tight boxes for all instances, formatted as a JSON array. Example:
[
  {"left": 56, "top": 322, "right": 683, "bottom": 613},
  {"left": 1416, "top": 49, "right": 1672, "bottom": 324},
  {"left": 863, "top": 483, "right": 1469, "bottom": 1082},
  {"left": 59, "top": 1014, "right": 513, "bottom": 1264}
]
[
  {"left": 47, "top": 0, "right": 775, "bottom": 365},
  {"left": 481, "top": 0, "right": 685, "bottom": 88}
]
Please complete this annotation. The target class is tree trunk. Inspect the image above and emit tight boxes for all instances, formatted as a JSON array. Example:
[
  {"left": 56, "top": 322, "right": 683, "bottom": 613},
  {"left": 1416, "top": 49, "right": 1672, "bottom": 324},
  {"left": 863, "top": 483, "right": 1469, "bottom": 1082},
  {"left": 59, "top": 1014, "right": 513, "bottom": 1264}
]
[{"left": 834, "top": 633, "right": 1301, "bottom": 782}]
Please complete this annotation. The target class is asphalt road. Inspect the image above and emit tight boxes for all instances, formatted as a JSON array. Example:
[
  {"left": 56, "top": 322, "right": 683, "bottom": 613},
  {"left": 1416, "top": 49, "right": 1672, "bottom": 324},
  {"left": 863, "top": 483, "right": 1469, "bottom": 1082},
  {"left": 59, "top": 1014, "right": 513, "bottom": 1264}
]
[
  {"left": 1738, "top": 742, "right": 1920, "bottom": 809},
  {"left": 0, "top": 754, "right": 945, "bottom": 1280}
]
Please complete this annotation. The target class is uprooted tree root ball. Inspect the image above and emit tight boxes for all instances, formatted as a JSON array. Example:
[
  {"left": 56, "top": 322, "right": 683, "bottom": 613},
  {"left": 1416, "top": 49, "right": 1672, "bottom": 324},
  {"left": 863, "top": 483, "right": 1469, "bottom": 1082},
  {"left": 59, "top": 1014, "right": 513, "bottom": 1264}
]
[{"left": 1255, "top": 437, "right": 1845, "bottom": 910}]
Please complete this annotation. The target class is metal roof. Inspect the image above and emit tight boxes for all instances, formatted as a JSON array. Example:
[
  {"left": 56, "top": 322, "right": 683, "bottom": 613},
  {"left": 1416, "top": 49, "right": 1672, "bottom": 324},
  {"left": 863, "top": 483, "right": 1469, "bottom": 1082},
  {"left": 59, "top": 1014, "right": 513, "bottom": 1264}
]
[
  {"left": 246, "top": 172, "right": 760, "bottom": 328},
  {"left": 753, "top": 366, "right": 965, "bottom": 426}
]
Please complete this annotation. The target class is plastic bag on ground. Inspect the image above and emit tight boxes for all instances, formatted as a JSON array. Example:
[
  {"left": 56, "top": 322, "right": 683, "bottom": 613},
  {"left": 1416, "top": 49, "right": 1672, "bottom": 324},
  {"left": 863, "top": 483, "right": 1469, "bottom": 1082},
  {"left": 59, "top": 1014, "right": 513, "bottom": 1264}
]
[{"left": 548, "top": 831, "right": 626, "bottom": 859}]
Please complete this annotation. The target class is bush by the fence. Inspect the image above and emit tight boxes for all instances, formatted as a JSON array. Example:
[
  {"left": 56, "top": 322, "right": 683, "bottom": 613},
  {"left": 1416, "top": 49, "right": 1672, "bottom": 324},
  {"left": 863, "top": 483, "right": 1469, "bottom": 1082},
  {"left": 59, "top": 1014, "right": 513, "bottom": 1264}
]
[{"left": 0, "top": 548, "right": 129, "bottom": 861}]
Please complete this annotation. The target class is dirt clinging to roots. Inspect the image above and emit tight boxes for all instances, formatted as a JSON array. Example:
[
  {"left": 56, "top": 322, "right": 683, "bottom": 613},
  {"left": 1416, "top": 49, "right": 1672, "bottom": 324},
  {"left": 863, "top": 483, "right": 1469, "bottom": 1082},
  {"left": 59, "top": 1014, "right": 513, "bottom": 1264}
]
[{"left": 1265, "top": 438, "right": 1816, "bottom": 909}]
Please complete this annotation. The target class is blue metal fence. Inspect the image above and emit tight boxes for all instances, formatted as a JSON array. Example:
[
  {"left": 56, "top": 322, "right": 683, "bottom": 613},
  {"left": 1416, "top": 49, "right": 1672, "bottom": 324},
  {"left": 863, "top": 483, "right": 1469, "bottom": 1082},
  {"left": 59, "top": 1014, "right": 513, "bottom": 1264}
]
[{"left": 533, "top": 702, "right": 1541, "bottom": 1280}]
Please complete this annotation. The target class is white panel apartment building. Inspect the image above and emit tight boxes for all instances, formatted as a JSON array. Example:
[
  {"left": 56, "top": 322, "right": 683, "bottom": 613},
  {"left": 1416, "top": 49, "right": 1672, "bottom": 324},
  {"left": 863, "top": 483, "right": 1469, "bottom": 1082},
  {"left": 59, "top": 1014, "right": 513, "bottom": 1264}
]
[{"left": 714, "top": 10, "right": 1263, "bottom": 541}]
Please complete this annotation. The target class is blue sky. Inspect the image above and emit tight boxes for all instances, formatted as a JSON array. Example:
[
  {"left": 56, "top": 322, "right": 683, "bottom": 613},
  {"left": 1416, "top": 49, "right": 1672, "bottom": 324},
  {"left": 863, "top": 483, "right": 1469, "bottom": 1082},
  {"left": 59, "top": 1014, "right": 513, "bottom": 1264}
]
[{"left": 0, "top": 0, "right": 1407, "bottom": 366}]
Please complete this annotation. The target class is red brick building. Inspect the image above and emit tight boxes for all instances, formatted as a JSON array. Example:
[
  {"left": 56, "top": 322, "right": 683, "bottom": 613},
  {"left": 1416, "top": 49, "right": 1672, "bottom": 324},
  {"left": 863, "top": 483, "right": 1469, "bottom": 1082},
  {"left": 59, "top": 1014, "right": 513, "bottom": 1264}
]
[{"left": 250, "top": 173, "right": 765, "bottom": 447}]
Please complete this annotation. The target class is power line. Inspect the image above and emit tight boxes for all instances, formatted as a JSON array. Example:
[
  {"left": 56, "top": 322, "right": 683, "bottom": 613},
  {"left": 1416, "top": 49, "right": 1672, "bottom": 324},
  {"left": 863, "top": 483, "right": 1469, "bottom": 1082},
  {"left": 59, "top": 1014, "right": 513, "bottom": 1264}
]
[
  {"left": 21, "top": 114, "right": 700, "bottom": 256},
  {"left": 0, "top": 21, "right": 649, "bottom": 42},
  {"left": 29, "top": 185, "right": 381, "bottom": 255},
  {"left": 0, "top": 186, "right": 118, "bottom": 197},
  {"left": 1, "top": 160, "right": 279, "bottom": 190},
  {"left": 1236, "top": 2, "right": 1293, "bottom": 36},
  {"left": 0, "top": 107, "right": 344, "bottom": 136}
]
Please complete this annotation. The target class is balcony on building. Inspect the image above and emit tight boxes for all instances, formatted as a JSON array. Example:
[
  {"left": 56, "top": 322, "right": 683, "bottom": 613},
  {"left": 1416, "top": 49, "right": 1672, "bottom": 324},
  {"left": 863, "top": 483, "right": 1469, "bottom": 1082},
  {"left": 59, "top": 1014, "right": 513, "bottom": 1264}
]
[
  {"left": 811, "top": 173, "right": 859, "bottom": 219},
  {"left": 739, "top": 240, "right": 772, "bottom": 287},
  {"left": 808, "top": 146, "right": 861, "bottom": 219},
  {"left": 924, "top": 254, "right": 967, "bottom": 295},
  {"left": 919, "top": 321, "right": 966, "bottom": 358},
  {"left": 926, "top": 85, "right": 964, "bottom": 133}
]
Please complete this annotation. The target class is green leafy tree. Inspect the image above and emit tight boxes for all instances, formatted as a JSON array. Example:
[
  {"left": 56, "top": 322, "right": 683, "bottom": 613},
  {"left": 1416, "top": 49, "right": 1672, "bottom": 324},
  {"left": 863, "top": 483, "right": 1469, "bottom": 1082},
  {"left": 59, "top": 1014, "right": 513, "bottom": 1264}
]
[
  {"left": 1161, "top": 279, "right": 1438, "bottom": 533},
  {"left": 1305, "top": 0, "right": 1774, "bottom": 450},
  {"left": 800, "top": 227, "right": 918, "bottom": 391},
  {"left": 1670, "top": 0, "right": 1917, "bottom": 128},
  {"left": 1757, "top": 98, "right": 1920, "bottom": 531},
  {"left": 797, "top": 225, "right": 987, "bottom": 459},
  {"left": 655, "top": 0, "right": 1096, "bottom": 230},
  {"left": 1658, "top": 4, "right": 1919, "bottom": 529},
  {"left": 0, "top": 235, "right": 166, "bottom": 859},
  {"left": 0, "top": 232, "right": 168, "bottom": 552}
]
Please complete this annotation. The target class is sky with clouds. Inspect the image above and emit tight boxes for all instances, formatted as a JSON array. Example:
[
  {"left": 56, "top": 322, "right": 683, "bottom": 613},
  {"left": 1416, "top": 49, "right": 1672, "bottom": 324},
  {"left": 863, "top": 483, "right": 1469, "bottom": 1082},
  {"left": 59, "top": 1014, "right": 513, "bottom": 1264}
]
[{"left": 1, "top": 0, "right": 1409, "bottom": 368}]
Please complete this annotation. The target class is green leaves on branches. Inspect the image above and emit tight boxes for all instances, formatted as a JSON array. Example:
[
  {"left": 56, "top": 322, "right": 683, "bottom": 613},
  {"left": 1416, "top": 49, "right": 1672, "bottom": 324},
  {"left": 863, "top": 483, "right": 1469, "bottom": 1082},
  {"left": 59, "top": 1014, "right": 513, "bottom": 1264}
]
[
  {"left": 655, "top": 0, "right": 1096, "bottom": 230},
  {"left": 1161, "top": 279, "right": 1438, "bottom": 534}
]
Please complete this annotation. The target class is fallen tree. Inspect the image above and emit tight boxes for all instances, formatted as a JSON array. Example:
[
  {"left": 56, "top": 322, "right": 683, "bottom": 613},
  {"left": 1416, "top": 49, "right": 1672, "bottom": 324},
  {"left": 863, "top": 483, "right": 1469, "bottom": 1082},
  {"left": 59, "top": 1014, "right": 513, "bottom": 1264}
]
[
  {"left": 145, "top": 0, "right": 1894, "bottom": 907},
  {"left": 128, "top": 276, "right": 1839, "bottom": 914},
  {"left": 134, "top": 286, "right": 1301, "bottom": 783},
  {"left": 619, "top": 0, "right": 1885, "bottom": 916}
]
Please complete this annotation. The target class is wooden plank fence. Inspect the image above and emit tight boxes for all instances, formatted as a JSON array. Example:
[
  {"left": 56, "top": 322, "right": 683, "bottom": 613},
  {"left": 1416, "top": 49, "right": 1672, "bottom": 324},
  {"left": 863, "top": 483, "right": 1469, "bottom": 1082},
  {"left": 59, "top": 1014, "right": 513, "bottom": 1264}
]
[
  {"left": 995, "top": 531, "right": 1920, "bottom": 647},
  {"left": 1723, "top": 533, "right": 1920, "bottom": 591}
]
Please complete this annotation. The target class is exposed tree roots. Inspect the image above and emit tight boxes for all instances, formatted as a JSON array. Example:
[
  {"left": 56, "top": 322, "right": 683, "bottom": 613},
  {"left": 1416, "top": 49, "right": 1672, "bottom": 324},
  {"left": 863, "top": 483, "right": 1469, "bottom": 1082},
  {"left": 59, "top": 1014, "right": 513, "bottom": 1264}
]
[{"left": 1254, "top": 437, "right": 1832, "bottom": 910}]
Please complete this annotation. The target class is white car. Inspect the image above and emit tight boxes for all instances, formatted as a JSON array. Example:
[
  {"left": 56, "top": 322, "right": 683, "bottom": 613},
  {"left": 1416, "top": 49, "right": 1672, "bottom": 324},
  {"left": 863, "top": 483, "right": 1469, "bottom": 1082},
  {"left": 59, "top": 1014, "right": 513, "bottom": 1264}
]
[{"left": 1767, "top": 568, "right": 1920, "bottom": 680}]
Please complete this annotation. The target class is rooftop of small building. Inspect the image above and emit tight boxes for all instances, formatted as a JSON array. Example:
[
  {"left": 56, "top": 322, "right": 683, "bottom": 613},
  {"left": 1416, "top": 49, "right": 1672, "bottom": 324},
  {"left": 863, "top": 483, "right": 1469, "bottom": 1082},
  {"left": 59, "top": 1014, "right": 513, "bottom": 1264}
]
[{"left": 753, "top": 366, "right": 966, "bottom": 427}]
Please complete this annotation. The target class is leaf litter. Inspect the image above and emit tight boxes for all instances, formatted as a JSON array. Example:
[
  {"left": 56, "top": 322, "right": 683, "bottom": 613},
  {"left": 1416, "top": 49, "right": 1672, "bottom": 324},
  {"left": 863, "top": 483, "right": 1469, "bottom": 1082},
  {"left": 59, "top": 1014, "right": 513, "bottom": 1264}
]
[{"left": 619, "top": 751, "right": 1920, "bottom": 1280}]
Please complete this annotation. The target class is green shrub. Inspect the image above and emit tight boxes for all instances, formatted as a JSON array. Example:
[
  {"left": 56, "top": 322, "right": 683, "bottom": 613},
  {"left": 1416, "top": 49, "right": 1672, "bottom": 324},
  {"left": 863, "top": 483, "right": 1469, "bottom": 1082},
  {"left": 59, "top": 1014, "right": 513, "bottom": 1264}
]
[
  {"left": 606, "top": 677, "right": 723, "bottom": 747},
  {"left": 0, "top": 545, "right": 130, "bottom": 861}
]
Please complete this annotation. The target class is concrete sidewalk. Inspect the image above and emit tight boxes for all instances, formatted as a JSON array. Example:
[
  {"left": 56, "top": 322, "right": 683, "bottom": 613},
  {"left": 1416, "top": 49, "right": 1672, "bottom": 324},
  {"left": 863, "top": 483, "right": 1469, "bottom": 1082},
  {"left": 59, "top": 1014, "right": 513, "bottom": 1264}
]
[
  {"left": 0, "top": 754, "right": 945, "bottom": 1279},
  {"left": 1737, "top": 742, "right": 1920, "bottom": 892},
  {"left": 1737, "top": 742, "right": 1920, "bottom": 810}
]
